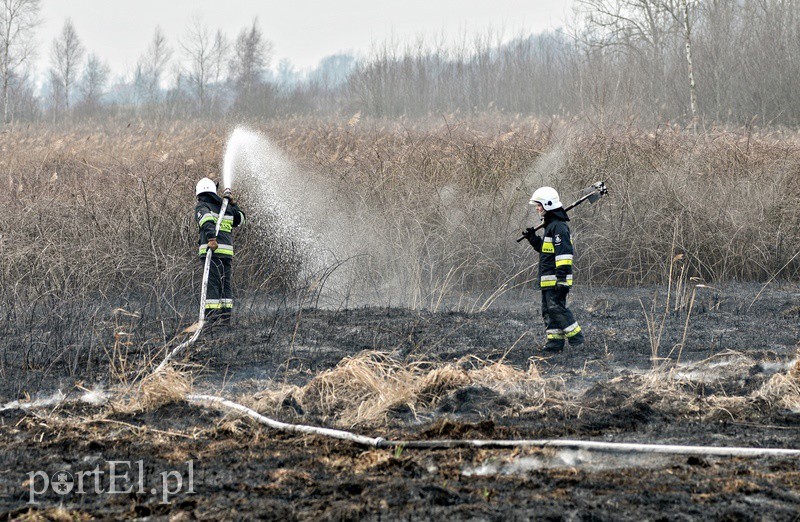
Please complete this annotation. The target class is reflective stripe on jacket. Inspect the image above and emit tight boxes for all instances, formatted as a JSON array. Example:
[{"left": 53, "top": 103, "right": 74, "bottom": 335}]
[
  {"left": 195, "top": 193, "right": 245, "bottom": 258},
  {"left": 535, "top": 209, "right": 574, "bottom": 289}
]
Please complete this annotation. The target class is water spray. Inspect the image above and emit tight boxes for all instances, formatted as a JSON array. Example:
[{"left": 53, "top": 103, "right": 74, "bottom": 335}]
[{"left": 222, "top": 127, "right": 252, "bottom": 190}]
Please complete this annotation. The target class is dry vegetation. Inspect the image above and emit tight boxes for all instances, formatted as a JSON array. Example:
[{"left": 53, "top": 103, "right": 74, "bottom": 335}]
[
  {"left": 16, "top": 348, "right": 799, "bottom": 438},
  {"left": 233, "top": 348, "right": 799, "bottom": 431},
  {"left": 758, "top": 357, "right": 800, "bottom": 413},
  {"left": 249, "top": 351, "right": 544, "bottom": 426},
  {"left": 117, "top": 365, "right": 194, "bottom": 413},
  {"left": 1, "top": 116, "right": 799, "bottom": 393}
]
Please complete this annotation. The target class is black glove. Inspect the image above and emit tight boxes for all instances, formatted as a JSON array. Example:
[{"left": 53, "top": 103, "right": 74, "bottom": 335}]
[
  {"left": 524, "top": 228, "right": 543, "bottom": 250},
  {"left": 222, "top": 188, "right": 237, "bottom": 205},
  {"left": 554, "top": 284, "right": 570, "bottom": 297}
]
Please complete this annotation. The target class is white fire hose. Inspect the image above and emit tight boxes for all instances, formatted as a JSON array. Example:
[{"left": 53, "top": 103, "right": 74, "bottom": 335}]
[{"left": 188, "top": 393, "right": 800, "bottom": 458}]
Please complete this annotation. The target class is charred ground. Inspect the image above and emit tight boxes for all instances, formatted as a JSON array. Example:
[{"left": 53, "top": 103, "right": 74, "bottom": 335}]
[{"left": 2, "top": 283, "right": 799, "bottom": 520}]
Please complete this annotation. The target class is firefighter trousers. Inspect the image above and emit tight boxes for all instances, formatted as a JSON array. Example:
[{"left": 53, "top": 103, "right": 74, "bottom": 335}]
[
  {"left": 204, "top": 256, "right": 233, "bottom": 325},
  {"left": 541, "top": 288, "right": 584, "bottom": 349}
]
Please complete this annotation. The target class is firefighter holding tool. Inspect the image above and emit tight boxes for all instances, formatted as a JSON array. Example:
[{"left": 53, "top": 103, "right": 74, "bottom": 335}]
[
  {"left": 195, "top": 177, "right": 246, "bottom": 327},
  {"left": 522, "top": 186, "right": 585, "bottom": 353}
]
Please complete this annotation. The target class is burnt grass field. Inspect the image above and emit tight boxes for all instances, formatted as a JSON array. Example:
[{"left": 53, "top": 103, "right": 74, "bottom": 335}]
[
  {"left": 2, "top": 120, "right": 800, "bottom": 519},
  {"left": 2, "top": 282, "right": 799, "bottom": 520}
]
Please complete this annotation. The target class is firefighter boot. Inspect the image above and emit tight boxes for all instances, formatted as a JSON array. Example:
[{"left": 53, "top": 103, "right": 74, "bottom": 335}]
[
  {"left": 542, "top": 341, "right": 565, "bottom": 354},
  {"left": 567, "top": 329, "right": 585, "bottom": 346},
  {"left": 543, "top": 330, "right": 565, "bottom": 353}
]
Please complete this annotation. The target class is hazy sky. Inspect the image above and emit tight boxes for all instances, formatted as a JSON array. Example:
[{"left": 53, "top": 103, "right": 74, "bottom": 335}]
[{"left": 37, "top": 0, "right": 574, "bottom": 80}]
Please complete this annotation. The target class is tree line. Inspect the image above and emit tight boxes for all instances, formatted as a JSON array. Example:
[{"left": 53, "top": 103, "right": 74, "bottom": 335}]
[{"left": 3, "top": 0, "right": 800, "bottom": 127}]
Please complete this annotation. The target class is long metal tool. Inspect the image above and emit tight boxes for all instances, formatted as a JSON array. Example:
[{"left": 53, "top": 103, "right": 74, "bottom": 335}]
[
  {"left": 154, "top": 194, "right": 230, "bottom": 374},
  {"left": 517, "top": 181, "right": 608, "bottom": 243}
]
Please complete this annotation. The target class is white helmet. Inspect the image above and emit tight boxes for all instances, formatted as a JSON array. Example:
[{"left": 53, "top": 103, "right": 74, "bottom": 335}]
[
  {"left": 195, "top": 177, "right": 216, "bottom": 196},
  {"left": 529, "top": 186, "right": 562, "bottom": 211}
]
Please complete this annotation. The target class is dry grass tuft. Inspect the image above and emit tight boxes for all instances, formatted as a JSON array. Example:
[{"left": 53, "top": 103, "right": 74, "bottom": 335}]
[
  {"left": 757, "top": 355, "right": 800, "bottom": 412},
  {"left": 14, "top": 506, "right": 92, "bottom": 522},
  {"left": 248, "top": 384, "right": 304, "bottom": 416},
  {"left": 637, "top": 351, "right": 800, "bottom": 419},
  {"left": 115, "top": 366, "right": 193, "bottom": 413},
  {"left": 412, "top": 365, "right": 472, "bottom": 407},
  {"left": 255, "top": 351, "right": 545, "bottom": 426},
  {"left": 468, "top": 356, "right": 541, "bottom": 394},
  {"left": 580, "top": 363, "right": 755, "bottom": 421}
]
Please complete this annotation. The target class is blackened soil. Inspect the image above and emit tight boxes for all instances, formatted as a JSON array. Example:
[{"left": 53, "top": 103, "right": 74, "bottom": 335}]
[
  {"left": 1, "top": 283, "right": 799, "bottom": 520},
  {"left": 2, "top": 402, "right": 800, "bottom": 521}
]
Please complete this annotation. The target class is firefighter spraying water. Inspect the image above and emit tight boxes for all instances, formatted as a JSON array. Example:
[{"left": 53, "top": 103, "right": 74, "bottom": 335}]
[
  {"left": 194, "top": 178, "right": 246, "bottom": 328},
  {"left": 154, "top": 130, "right": 250, "bottom": 373}
]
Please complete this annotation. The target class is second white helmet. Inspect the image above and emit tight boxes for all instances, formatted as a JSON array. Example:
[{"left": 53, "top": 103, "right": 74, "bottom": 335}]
[
  {"left": 195, "top": 177, "right": 217, "bottom": 196},
  {"left": 529, "top": 186, "right": 561, "bottom": 211}
]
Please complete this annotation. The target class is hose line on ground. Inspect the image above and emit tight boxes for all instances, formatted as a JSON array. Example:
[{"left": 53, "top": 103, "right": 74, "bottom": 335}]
[
  {"left": 187, "top": 394, "right": 385, "bottom": 447},
  {"left": 187, "top": 393, "right": 800, "bottom": 458}
]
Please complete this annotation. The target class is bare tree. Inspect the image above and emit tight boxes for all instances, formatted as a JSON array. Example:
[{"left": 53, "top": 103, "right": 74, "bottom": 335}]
[
  {"left": 664, "top": 0, "right": 699, "bottom": 130},
  {"left": 592, "top": 0, "right": 701, "bottom": 127},
  {"left": 0, "top": 0, "right": 40, "bottom": 123},
  {"left": 574, "top": 0, "right": 678, "bottom": 115},
  {"left": 229, "top": 18, "right": 272, "bottom": 101},
  {"left": 79, "top": 53, "right": 109, "bottom": 109},
  {"left": 50, "top": 17, "right": 84, "bottom": 111},
  {"left": 275, "top": 58, "right": 297, "bottom": 92},
  {"left": 181, "top": 17, "right": 228, "bottom": 111},
  {"left": 694, "top": 0, "right": 740, "bottom": 121},
  {"left": 681, "top": 0, "right": 698, "bottom": 129},
  {"left": 46, "top": 67, "right": 62, "bottom": 121},
  {"left": 135, "top": 26, "right": 172, "bottom": 104},
  {"left": 210, "top": 30, "right": 229, "bottom": 85},
  {"left": 310, "top": 53, "right": 356, "bottom": 89}
]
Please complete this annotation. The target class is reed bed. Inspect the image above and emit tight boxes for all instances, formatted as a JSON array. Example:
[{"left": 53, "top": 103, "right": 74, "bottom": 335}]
[{"left": 1, "top": 116, "right": 799, "bottom": 389}]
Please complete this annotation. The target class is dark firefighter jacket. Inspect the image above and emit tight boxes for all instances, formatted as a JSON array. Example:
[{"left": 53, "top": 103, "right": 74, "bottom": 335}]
[
  {"left": 195, "top": 192, "right": 246, "bottom": 258},
  {"left": 531, "top": 208, "right": 574, "bottom": 289}
]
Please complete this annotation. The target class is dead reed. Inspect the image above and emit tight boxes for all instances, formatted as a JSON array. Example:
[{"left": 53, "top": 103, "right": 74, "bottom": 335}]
[
  {"left": 251, "top": 351, "right": 544, "bottom": 426},
  {"left": 2, "top": 116, "right": 799, "bottom": 389},
  {"left": 757, "top": 355, "right": 800, "bottom": 412},
  {"left": 114, "top": 365, "right": 193, "bottom": 413}
]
